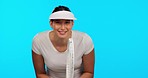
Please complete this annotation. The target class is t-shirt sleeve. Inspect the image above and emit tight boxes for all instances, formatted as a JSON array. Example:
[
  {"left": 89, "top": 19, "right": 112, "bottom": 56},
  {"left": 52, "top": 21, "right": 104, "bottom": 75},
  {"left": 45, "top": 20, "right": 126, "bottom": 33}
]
[
  {"left": 32, "top": 34, "right": 42, "bottom": 55},
  {"left": 83, "top": 33, "right": 94, "bottom": 55}
]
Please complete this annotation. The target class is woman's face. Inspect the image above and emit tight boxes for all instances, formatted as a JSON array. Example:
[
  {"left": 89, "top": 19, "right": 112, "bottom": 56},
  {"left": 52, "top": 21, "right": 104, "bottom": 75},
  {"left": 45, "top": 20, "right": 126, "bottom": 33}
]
[{"left": 50, "top": 19, "right": 74, "bottom": 39}]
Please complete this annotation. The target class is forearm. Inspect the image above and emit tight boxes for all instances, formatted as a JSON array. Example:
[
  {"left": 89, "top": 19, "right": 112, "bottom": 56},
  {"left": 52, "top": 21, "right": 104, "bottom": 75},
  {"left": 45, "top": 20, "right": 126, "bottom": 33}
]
[
  {"left": 37, "top": 74, "right": 50, "bottom": 78},
  {"left": 80, "top": 72, "right": 94, "bottom": 78}
]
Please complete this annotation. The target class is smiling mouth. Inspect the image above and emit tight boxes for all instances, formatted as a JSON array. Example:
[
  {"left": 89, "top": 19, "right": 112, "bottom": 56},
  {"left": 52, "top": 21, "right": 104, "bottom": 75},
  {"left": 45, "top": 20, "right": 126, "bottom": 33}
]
[{"left": 58, "top": 31, "right": 67, "bottom": 35}]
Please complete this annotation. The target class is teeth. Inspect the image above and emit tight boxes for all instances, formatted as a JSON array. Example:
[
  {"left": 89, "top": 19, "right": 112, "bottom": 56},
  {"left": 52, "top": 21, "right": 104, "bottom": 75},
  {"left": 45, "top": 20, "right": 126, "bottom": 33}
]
[{"left": 59, "top": 31, "right": 66, "bottom": 35}]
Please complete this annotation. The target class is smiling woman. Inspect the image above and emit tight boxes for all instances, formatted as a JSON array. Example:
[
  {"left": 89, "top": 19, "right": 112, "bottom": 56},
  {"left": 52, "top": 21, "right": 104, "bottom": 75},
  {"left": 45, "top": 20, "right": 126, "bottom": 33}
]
[
  {"left": 50, "top": 19, "right": 73, "bottom": 39},
  {"left": 32, "top": 5, "right": 95, "bottom": 78}
]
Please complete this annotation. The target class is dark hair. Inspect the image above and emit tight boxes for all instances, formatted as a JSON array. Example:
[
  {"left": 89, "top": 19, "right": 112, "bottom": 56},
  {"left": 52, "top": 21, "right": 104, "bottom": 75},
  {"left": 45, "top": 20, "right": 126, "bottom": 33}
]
[
  {"left": 52, "top": 5, "right": 71, "bottom": 13},
  {"left": 50, "top": 6, "right": 73, "bottom": 21}
]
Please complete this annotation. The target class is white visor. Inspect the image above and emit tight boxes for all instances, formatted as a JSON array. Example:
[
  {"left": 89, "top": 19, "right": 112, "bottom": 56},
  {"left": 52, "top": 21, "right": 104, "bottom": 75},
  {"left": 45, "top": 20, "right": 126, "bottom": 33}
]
[{"left": 49, "top": 11, "right": 76, "bottom": 20}]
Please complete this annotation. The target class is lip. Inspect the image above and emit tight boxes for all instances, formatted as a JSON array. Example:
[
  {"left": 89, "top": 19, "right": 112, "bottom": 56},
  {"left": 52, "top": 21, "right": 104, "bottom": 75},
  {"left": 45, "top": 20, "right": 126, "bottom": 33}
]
[{"left": 58, "top": 31, "right": 67, "bottom": 35}]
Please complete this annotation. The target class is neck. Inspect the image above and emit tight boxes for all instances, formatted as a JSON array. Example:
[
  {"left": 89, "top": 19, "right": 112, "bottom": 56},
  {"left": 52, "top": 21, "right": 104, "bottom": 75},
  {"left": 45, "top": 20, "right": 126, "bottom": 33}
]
[{"left": 54, "top": 37, "right": 68, "bottom": 46}]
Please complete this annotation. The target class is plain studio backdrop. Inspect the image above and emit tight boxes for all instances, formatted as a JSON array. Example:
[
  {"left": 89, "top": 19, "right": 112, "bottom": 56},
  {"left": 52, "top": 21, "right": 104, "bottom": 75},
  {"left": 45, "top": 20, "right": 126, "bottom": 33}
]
[{"left": 0, "top": 0, "right": 148, "bottom": 78}]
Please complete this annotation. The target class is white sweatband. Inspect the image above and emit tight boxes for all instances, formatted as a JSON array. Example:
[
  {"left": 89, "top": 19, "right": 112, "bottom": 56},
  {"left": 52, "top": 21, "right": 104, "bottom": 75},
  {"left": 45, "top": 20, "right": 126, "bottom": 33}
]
[{"left": 49, "top": 11, "right": 76, "bottom": 20}]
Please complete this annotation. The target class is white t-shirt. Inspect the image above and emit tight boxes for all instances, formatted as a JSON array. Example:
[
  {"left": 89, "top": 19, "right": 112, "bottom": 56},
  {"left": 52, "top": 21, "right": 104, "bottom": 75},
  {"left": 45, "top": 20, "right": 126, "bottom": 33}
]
[{"left": 32, "top": 30, "right": 94, "bottom": 78}]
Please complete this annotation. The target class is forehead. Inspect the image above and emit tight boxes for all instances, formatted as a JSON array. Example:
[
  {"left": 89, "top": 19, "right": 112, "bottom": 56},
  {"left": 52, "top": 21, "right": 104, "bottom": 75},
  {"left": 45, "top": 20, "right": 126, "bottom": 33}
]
[{"left": 53, "top": 19, "right": 72, "bottom": 22}]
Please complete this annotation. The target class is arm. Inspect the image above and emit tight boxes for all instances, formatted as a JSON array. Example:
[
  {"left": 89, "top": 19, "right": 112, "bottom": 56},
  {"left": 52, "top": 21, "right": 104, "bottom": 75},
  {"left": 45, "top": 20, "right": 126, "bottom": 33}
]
[
  {"left": 32, "top": 50, "right": 50, "bottom": 78},
  {"left": 80, "top": 49, "right": 95, "bottom": 78}
]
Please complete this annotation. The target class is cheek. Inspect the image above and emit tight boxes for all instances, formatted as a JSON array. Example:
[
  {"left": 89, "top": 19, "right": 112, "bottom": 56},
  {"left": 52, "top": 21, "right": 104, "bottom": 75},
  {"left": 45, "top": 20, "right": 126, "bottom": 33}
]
[
  {"left": 52, "top": 25, "right": 59, "bottom": 30},
  {"left": 68, "top": 25, "right": 73, "bottom": 30},
  {"left": 68, "top": 27, "right": 72, "bottom": 30}
]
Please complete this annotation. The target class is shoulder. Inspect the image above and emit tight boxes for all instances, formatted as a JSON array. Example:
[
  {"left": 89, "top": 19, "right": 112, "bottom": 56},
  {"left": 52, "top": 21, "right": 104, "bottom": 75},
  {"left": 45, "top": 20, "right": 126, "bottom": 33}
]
[
  {"left": 72, "top": 30, "right": 92, "bottom": 39},
  {"left": 73, "top": 30, "right": 94, "bottom": 55},
  {"left": 33, "top": 30, "right": 50, "bottom": 40},
  {"left": 72, "top": 30, "right": 93, "bottom": 45}
]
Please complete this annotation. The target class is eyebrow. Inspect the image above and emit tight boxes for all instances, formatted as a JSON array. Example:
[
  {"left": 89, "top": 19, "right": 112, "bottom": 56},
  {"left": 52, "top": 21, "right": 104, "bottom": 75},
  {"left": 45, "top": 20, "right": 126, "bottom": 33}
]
[{"left": 53, "top": 20, "right": 72, "bottom": 22}]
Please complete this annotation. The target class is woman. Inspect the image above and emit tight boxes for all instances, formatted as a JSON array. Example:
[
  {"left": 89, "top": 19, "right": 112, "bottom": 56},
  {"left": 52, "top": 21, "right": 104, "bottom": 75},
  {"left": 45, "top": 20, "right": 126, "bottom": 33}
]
[{"left": 32, "top": 6, "right": 95, "bottom": 78}]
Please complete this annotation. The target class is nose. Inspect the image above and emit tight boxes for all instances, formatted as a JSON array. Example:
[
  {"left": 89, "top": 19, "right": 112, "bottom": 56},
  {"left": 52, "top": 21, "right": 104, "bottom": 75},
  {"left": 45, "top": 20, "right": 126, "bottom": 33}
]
[{"left": 61, "top": 23, "right": 65, "bottom": 30}]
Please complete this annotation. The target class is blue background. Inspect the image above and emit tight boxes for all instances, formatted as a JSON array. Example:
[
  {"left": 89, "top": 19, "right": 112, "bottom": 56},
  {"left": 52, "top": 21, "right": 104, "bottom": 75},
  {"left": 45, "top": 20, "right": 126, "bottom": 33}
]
[{"left": 0, "top": 0, "right": 148, "bottom": 78}]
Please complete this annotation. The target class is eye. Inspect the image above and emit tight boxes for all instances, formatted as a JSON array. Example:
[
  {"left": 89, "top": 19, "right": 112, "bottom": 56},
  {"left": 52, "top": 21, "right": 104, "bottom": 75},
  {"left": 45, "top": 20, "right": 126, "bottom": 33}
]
[{"left": 65, "top": 21, "right": 70, "bottom": 24}]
